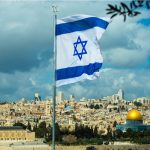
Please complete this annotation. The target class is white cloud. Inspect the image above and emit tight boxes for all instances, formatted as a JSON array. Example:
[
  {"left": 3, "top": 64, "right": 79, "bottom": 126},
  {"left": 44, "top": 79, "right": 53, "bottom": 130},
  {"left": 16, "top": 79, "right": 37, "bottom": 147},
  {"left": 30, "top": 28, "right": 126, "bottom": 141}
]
[
  {"left": 0, "top": 1, "right": 150, "bottom": 100},
  {"left": 29, "top": 77, "right": 36, "bottom": 86},
  {"left": 67, "top": 84, "right": 88, "bottom": 98},
  {"left": 60, "top": 69, "right": 150, "bottom": 100},
  {"left": 103, "top": 47, "right": 148, "bottom": 68}
]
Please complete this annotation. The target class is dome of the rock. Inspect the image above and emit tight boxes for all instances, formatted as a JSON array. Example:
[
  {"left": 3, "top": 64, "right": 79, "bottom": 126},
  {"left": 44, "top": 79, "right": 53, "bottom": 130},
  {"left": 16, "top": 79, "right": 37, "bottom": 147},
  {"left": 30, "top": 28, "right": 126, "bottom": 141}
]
[{"left": 126, "top": 109, "right": 142, "bottom": 121}]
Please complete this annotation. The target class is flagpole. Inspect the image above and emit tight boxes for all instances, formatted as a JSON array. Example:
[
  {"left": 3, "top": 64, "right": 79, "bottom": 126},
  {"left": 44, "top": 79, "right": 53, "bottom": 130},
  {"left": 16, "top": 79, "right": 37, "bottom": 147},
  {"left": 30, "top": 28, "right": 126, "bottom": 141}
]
[{"left": 52, "top": 5, "right": 58, "bottom": 150}]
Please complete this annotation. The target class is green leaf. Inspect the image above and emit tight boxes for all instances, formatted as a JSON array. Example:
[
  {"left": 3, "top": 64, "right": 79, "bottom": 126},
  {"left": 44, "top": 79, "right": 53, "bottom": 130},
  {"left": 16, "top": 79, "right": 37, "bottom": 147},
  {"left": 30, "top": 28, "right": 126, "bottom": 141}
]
[
  {"left": 111, "top": 13, "right": 118, "bottom": 18},
  {"left": 121, "top": 2, "right": 132, "bottom": 14},
  {"left": 146, "top": 0, "right": 150, "bottom": 9},
  {"left": 123, "top": 14, "right": 126, "bottom": 22},
  {"left": 137, "top": 0, "right": 144, "bottom": 7},
  {"left": 133, "top": 11, "right": 141, "bottom": 16},
  {"left": 108, "top": 4, "right": 115, "bottom": 9},
  {"left": 107, "top": 11, "right": 115, "bottom": 14},
  {"left": 106, "top": 8, "right": 112, "bottom": 11},
  {"left": 130, "top": 1, "right": 138, "bottom": 9}
]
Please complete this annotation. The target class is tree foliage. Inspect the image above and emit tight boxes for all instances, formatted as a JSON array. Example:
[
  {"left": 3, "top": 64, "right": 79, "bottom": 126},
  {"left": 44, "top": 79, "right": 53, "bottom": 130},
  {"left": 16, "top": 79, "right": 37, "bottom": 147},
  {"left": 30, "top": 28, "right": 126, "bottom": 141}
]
[
  {"left": 106, "top": 0, "right": 150, "bottom": 21},
  {"left": 134, "top": 101, "right": 142, "bottom": 107},
  {"left": 55, "top": 122, "right": 62, "bottom": 141},
  {"left": 62, "top": 134, "right": 77, "bottom": 145},
  {"left": 27, "top": 121, "right": 32, "bottom": 131},
  {"left": 33, "top": 122, "right": 52, "bottom": 141},
  {"left": 86, "top": 146, "right": 97, "bottom": 150}
]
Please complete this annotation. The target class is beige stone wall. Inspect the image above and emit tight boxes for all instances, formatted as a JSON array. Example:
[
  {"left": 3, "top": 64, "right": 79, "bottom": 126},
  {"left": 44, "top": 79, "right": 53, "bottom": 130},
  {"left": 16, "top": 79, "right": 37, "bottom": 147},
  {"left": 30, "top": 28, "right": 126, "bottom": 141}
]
[
  {"left": 0, "top": 145, "right": 150, "bottom": 150},
  {"left": 0, "top": 130, "right": 35, "bottom": 141},
  {"left": 26, "top": 131, "right": 35, "bottom": 141},
  {"left": 0, "top": 146, "right": 12, "bottom": 150},
  {"left": 49, "top": 145, "right": 150, "bottom": 150},
  {"left": 12, "top": 147, "right": 49, "bottom": 150}
]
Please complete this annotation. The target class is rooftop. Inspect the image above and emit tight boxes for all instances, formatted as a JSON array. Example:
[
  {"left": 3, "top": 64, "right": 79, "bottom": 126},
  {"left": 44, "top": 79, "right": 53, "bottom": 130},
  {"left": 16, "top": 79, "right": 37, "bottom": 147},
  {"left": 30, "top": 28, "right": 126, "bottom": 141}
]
[{"left": 0, "top": 126, "right": 24, "bottom": 130}]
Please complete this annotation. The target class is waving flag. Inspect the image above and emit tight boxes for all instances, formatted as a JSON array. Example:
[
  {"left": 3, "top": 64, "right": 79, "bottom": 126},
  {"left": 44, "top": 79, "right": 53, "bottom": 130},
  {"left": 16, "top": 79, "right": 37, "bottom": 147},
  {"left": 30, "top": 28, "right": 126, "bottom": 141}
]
[{"left": 56, "top": 14, "right": 110, "bottom": 87}]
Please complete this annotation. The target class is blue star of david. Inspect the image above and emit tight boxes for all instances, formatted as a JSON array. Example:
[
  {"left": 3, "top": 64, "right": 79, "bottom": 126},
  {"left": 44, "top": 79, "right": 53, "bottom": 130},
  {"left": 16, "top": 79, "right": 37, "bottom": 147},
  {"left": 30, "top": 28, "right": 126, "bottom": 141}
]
[{"left": 73, "top": 36, "right": 88, "bottom": 60}]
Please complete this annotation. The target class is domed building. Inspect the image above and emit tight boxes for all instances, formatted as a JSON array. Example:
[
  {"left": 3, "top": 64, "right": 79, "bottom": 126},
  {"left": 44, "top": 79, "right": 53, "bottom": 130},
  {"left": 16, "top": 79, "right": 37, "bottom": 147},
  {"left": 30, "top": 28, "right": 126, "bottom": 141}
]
[{"left": 116, "top": 109, "right": 150, "bottom": 132}]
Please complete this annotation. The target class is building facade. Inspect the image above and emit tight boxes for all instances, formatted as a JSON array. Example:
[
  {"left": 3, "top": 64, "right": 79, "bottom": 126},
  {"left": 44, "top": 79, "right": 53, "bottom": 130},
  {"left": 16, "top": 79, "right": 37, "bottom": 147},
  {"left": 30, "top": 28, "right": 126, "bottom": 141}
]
[
  {"left": 134, "top": 97, "right": 150, "bottom": 105},
  {"left": 56, "top": 92, "right": 64, "bottom": 103},
  {"left": 0, "top": 126, "right": 35, "bottom": 141}
]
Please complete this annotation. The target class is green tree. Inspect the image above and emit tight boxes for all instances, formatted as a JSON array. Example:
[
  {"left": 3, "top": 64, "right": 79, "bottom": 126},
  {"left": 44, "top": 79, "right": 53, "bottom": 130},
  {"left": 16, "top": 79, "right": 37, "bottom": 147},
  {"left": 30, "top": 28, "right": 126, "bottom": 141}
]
[
  {"left": 35, "top": 121, "right": 47, "bottom": 138},
  {"left": 27, "top": 121, "right": 31, "bottom": 131},
  {"left": 33, "top": 123, "right": 38, "bottom": 132},
  {"left": 89, "top": 104, "right": 94, "bottom": 109},
  {"left": 84, "top": 126, "right": 94, "bottom": 138},
  {"left": 61, "top": 127, "right": 69, "bottom": 135},
  {"left": 113, "top": 121, "right": 117, "bottom": 127},
  {"left": 75, "top": 124, "right": 84, "bottom": 138},
  {"left": 97, "top": 139, "right": 103, "bottom": 145},
  {"left": 143, "top": 129, "right": 150, "bottom": 136},
  {"left": 75, "top": 124, "right": 94, "bottom": 139},
  {"left": 94, "top": 104, "right": 100, "bottom": 109},
  {"left": 115, "top": 129, "right": 123, "bottom": 139},
  {"left": 39, "top": 121, "right": 46, "bottom": 129},
  {"left": 35, "top": 128, "right": 45, "bottom": 138},
  {"left": 62, "top": 134, "right": 77, "bottom": 145},
  {"left": 45, "top": 124, "right": 52, "bottom": 142},
  {"left": 134, "top": 101, "right": 142, "bottom": 107},
  {"left": 125, "top": 128, "right": 135, "bottom": 138},
  {"left": 93, "top": 126, "right": 99, "bottom": 138},
  {"left": 55, "top": 123, "right": 61, "bottom": 141}
]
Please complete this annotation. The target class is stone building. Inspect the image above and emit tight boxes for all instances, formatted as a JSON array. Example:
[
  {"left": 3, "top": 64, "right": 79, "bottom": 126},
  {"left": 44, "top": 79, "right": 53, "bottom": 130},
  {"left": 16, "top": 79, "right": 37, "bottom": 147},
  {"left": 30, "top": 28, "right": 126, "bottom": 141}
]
[
  {"left": 0, "top": 126, "right": 35, "bottom": 141},
  {"left": 116, "top": 109, "right": 150, "bottom": 132}
]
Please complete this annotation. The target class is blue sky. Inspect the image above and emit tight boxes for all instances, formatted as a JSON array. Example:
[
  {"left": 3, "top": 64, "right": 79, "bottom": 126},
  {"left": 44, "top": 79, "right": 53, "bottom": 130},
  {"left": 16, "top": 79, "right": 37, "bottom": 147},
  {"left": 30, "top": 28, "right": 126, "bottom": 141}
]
[{"left": 0, "top": 1, "right": 150, "bottom": 101}]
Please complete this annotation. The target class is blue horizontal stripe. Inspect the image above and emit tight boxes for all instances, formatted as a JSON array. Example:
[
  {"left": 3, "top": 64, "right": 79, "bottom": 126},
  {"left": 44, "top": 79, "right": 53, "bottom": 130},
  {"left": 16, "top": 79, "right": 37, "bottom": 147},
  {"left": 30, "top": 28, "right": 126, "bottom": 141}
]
[
  {"left": 56, "top": 17, "right": 109, "bottom": 36},
  {"left": 56, "top": 62, "right": 102, "bottom": 80}
]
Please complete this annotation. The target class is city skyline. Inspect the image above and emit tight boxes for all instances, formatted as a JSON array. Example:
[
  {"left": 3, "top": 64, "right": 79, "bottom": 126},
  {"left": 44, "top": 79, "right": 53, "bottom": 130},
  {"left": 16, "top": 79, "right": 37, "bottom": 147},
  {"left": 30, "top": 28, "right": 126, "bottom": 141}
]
[
  {"left": 0, "top": 88, "right": 149, "bottom": 146},
  {"left": 0, "top": 1, "right": 150, "bottom": 100},
  {"left": 0, "top": 89, "right": 149, "bottom": 103}
]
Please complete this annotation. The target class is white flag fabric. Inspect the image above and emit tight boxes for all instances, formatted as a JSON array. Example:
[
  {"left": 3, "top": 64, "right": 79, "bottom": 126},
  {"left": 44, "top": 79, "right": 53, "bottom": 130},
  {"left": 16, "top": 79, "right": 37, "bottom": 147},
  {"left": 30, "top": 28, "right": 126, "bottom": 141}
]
[{"left": 56, "top": 14, "right": 110, "bottom": 87}]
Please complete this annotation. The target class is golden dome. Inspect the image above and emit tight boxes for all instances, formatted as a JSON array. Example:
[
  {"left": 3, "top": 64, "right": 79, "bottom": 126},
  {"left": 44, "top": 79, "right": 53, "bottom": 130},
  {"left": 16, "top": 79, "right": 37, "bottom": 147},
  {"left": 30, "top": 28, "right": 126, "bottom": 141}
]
[{"left": 126, "top": 109, "right": 143, "bottom": 121}]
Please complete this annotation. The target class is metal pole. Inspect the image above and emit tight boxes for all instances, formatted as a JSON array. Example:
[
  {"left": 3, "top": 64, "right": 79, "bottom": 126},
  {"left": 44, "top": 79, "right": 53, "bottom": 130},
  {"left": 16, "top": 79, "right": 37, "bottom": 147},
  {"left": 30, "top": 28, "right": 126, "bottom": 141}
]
[{"left": 52, "top": 5, "right": 57, "bottom": 150}]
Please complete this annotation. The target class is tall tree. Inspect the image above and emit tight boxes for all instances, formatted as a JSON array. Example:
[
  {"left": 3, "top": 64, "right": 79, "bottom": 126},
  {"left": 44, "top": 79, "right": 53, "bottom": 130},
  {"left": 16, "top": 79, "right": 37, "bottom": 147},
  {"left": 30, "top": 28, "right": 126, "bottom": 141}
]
[
  {"left": 93, "top": 126, "right": 99, "bottom": 138},
  {"left": 55, "top": 123, "right": 61, "bottom": 141},
  {"left": 35, "top": 121, "right": 47, "bottom": 138},
  {"left": 27, "top": 121, "right": 32, "bottom": 131}
]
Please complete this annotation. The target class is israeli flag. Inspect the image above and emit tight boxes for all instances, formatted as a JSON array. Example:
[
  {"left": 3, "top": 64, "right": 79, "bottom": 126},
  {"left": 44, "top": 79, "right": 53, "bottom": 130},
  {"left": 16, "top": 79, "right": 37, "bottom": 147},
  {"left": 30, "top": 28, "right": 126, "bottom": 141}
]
[{"left": 56, "top": 15, "right": 110, "bottom": 87}]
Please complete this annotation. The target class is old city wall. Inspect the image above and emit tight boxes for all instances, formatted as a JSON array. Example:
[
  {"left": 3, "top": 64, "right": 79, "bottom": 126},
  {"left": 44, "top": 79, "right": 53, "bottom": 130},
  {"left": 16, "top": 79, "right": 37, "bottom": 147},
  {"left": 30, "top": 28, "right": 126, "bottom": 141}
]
[{"left": 1, "top": 145, "right": 150, "bottom": 150}]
